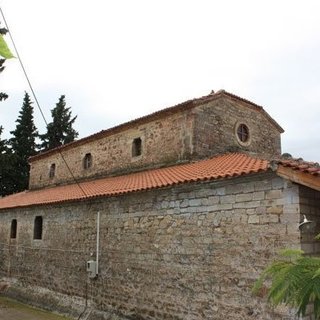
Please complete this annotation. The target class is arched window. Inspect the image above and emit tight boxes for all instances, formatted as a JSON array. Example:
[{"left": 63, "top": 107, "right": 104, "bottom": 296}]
[
  {"left": 10, "top": 219, "right": 17, "bottom": 239},
  {"left": 83, "top": 153, "right": 92, "bottom": 169},
  {"left": 34, "top": 216, "right": 43, "bottom": 240},
  {"left": 132, "top": 137, "right": 142, "bottom": 157},
  {"left": 49, "top": 163, "right": 56, "bottom": 178}
]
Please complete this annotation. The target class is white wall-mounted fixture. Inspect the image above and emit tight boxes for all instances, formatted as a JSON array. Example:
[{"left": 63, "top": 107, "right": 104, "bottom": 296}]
[
  {"left": 86, "top": 260, "right": 97, "bottom": 279},
  {"left": 298, "top": 215, "right": 313, "bottom": 231}
]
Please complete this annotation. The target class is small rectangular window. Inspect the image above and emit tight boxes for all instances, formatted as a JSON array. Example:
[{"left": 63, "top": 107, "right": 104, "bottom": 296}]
[
  {"left": 34, "top": 216, "right": 43, "bottom": 240},
  {"left": 10, "top": 219, "right": 17, "bottom": 239},
  {"left": 132, "top": 137, "right": 142, "bottom": 157},
  {"left": 49, "top": 163, "right": 56, "bottom": 178},
  {"left": 83, "top": 153, "right": 92, "bottom": 169}
]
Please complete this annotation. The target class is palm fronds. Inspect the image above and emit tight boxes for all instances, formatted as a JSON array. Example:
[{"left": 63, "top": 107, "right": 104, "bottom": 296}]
[{"left": 253, "top": 249, "right": 320, "bottom": 318}]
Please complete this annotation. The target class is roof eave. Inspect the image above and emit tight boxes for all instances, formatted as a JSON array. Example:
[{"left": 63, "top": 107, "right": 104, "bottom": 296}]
[{"left": 276, "top": 164, "right": 320, "bottom": 191}]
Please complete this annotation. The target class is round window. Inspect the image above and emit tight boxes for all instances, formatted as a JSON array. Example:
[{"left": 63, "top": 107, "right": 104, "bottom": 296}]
[
  {"left": 237, "top": 124, "right": 249, "bottom": 142},
  {"left": 235, "top": 123, "right": 251, "bottom": 146}
]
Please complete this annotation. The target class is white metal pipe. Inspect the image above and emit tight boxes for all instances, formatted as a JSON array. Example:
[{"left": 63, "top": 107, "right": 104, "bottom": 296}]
[{"left": 96, "top": 211, "right": 100, "bottom": 276}]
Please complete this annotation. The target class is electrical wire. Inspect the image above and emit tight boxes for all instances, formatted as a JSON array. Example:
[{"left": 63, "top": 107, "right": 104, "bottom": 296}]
[
  {"left": 0, "top": 6, "right": 88, "bottom": 198},
  {"left": 0, "top": 10, "right": 97, "bottom": 318}
]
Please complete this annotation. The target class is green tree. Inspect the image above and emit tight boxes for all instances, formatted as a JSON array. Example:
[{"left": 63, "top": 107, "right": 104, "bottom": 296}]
[
  {"left": 0, "top": 126, "right": 17, "bottom": 196},
  {"left": 0, "top": 26, "right": 14, "bottom": 59},
  {"left": 253, "top": 248, "right": 320, "bottom": 318},
  {"left": 9, "top": 92, "right": 38, "bottom": 192},
  {"left": 0, "top": 58, "right": 8, "bottom": 101},
  {"left": 40, "top": 95, "right": 78, "bottom": 151}
]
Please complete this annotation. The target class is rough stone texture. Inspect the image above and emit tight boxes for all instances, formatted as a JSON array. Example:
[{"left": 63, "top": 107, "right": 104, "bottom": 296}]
[
  {"left": 28, "top": 97, "right": 281, "bottom": 190},
  {"left": 0, "top": 172, "right": 306, "bottom": 319},
  {"left": 299, "top": 185, "right": 320, "bottom": 255},
  {"left": 193, "top": 97, "right": 281, "bottom": 160},
  {"left": 29, "top": 109, "right": 195, "bottom": 190}
]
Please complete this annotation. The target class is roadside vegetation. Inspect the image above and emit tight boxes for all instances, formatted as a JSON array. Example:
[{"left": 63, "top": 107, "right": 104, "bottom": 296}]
[{"left": 0, "top": 296, "right": 73, "bottom": 320}]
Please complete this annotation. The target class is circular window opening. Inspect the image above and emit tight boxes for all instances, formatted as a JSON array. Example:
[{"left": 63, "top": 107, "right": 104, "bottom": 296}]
[{"left": 237, "top": 124, "right": 249, "bottom": 143}]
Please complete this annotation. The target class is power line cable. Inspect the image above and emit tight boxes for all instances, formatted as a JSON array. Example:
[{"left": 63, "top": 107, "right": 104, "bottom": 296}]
[
  {"left": 0, "top": 6, "right": 88, "bottom": 198},
  {"left": 0, "top": 7, "right": 48, "bottom": 126}
]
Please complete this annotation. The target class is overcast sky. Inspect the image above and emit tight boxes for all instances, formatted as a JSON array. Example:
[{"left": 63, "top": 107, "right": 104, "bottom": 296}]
[{"left": 0, "top": 0, "right": 319, "bottom": 162}]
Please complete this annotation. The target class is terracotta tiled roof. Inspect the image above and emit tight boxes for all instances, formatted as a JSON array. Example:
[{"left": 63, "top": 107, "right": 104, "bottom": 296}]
[
  {"left": 0, "top": 153, "right": 268, "bottom": 210},
  {"left": 278, "top": 158, "right": 320, "bottom": 176},
  {"left": 29, "top": 90, "right": 283, "bottom": 162},
  {"left": 275, "top": 157, "right": 320, "bottom": 192}
]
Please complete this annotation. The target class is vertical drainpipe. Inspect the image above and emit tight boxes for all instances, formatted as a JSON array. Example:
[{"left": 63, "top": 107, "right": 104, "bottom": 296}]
[
  {"left": 96, "top": 211, "right": 100, "bottom": 277},
  {"left": 7, "top": 237, "right": 11, "bottom": 277}
]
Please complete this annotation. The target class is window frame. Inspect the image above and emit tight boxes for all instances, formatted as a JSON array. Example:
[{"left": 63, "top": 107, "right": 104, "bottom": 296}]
[
  {"left": 10, "top": 219, "right": 17, "bottom": 239},
  {"left": 33, "top": 216, "right": 43, "bottom": 240},
  {"left": 132, "top": 137, "right": 142, "bottom": 157},
  {"left": 83, "top": 153, "right": 93, "bottom": 170},
  {"left": 235, "top": 122, "right": 251, "bottom": 146},
  {"left": 49, "top": 163, "right": 56, "bottom": 179}
]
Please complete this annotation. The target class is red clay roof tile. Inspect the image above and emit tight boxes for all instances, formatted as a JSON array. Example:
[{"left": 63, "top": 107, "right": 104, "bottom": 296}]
[
  {"left": 0, "top": 153, "right": 268, "bottom": 210},
  {"left": 278, "top": 158, "right": 320, "bottom": 176}
]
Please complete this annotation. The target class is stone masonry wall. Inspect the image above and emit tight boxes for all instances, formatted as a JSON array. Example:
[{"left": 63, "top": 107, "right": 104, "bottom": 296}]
[
  {"left": 0, "top": 172, "right": 301, "bottom": 319},
  {"left": 193, "top": 97, "right": 282, "bottom": 160},
  {"left": 299, "top": 185, "right": 320, "bottom": 255},
  {"left": 29, "top": 97, "right": 282, "bottom": 191},
  {"left": 29, "top": 109, "right": 195, "bottom": 190}
]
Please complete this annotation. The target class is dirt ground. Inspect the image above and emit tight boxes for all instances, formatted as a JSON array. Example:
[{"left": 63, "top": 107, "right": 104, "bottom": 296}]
[{"left": 0, "top": 296, "right": 73, "bottom": 320}]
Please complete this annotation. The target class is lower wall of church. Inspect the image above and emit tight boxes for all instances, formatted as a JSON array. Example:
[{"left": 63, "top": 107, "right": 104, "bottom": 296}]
[{"left": 0, "top": 172, "right": 303, "bottom": 319}]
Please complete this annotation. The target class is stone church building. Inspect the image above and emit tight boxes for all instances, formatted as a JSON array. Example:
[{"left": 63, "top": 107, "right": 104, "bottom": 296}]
[{"left": 0, "top": 90, "right": 319, "bottom": 319}]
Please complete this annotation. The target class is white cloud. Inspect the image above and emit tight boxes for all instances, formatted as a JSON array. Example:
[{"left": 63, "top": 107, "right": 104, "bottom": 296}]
[{"left": 1, "top": 0, "right": 319, "bottom": 162}]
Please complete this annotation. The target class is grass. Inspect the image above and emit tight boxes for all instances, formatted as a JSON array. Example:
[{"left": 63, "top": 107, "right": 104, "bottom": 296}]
[{"left": 0, "top": 296, "right": 73, "bottom": 320}]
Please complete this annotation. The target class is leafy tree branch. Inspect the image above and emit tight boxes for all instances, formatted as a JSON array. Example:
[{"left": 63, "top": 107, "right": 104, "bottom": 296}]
[{"left": 254, "top": 248, "right": 320, "bottom": 318}]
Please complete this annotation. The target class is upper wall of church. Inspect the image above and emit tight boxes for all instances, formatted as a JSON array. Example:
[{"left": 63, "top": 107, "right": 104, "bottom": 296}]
[
  {"left": 193, "top": 96, "right": 282, "bottom": 160},
  {"left": 28, "top": 91, "right": 283, "bottom": 190},
  {"left": 29, "top": 108, "right": 195, "bottom": 190}
]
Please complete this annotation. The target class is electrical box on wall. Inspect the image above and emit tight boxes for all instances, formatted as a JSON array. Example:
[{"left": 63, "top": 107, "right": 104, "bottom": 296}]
[{"left": 87, "top": 260, "right": 97, "bottom": 279}]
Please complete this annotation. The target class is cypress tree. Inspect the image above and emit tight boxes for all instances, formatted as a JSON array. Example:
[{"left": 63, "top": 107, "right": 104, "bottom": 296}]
[
  {"left": 40, "top": 95, "right": 78, "bottom": 150},
  {"left": 10, "top": 92, "right": 38, "bottom": 192},
  {"left": 0, "top": 126, "right": 16, "bottom": 196}
]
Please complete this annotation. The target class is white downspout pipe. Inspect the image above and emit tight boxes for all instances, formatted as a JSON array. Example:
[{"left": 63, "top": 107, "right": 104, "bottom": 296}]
[{"left": 96, "top": 211, "right": 100, "bottom": 277}]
